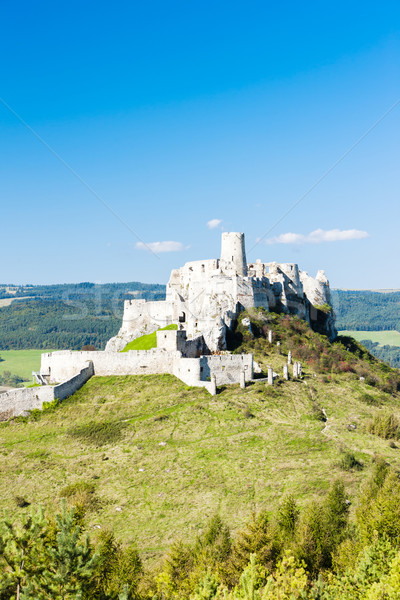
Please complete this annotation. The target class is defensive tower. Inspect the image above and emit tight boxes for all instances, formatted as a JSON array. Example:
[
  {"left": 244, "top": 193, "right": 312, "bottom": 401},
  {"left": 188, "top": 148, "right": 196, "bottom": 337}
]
[{"left": 220, "top": 232, "right": 247, "bottom": 276}]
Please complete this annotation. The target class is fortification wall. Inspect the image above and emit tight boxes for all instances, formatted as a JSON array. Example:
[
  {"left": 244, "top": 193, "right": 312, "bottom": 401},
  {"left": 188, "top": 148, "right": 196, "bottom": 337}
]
[
  {"left": 41, "top": 349, "right": 177, "bottom": 382},
  {"left": 173, "top": 353, "right": 253, "bottom": 386},
  {"left": 0, "top": 386, "right": 54, "bottom": 421},
  {"left": 0, "top": 363, "right": 93, "bottom": 421},
  {"left": 54, "top": 363, "right": 94, "bottom": 401},
  {"left": 200, "top": 354, "right": 253, "bottom": 385},
  {"left": 121, "top": 299, "right": 175, "bottom": 331}
]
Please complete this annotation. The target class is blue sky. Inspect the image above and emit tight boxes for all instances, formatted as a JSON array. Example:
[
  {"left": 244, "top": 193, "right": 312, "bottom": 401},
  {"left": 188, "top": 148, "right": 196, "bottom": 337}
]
[{"left": 1, "top": 1, "right": 399, "bottom": 288}]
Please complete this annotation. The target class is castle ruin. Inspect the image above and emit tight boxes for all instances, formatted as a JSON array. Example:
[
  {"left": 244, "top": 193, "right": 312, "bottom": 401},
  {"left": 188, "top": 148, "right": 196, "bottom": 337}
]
[
  {"left": 107, "top": 231, "right": 336, "bottom": 354},
  {"left": 0, "top": 232, "right": 336, "bottom": 420}
]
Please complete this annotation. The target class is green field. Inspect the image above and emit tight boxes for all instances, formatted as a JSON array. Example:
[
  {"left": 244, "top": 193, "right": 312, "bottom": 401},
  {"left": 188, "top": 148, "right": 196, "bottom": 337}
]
[
  {"left": 0, "top": 349, "right": 54, "bottom": 383},
  {"left": 340, "top": 330, "right": 400, "bottom": 347}
]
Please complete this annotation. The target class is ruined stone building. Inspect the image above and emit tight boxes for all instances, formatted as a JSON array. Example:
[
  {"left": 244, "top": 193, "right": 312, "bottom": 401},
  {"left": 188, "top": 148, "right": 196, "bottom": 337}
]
[{"left": 107, "top": 232, "right": 336, "bottom": 354}]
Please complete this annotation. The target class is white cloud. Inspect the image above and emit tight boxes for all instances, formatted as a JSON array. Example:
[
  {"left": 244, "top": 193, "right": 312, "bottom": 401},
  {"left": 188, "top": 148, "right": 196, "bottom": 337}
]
[
  {"left": 135, "top": 240, "right": 185, "bottom": 253},
  {"left": 266, "top": 228, "right": 370, "bottom": 245},
  {"left": 207, "top": 218, "right": 222, "bottom": 229}
]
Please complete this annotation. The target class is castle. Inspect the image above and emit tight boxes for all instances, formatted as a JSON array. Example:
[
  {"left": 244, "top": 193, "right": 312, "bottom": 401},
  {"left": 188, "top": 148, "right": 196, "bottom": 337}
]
[
  {"left": 0, "top": 232, "right": 336, "bottom": 420},
  {"left": 107, "top": 231, "right": 336, "bottom": 354}
]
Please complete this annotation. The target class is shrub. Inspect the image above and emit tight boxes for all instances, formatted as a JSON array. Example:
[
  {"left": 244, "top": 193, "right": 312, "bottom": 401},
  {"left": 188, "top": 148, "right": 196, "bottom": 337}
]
[
  {"left": 367, "top": 412, "right": 400, "bottom": 440},
  {"left": 339, "top": 452, "right": 363, "bottom": 471},
  {"left": 311, "top": 402, "right": 326, "bottom": 422},
  {"left": 243, "top": 408, "right": 255, "bottom": 419},
  {"left": 60, "top": 480, "right": 100, "bottom": 514},
  {"left": 14, "top": 495, "right": 30, "bottom": 508},
  {"left": 359, "top": 393, "right": 380, "bottom": 406},
  {"left": 154, "top": 413, "right": 169, "bottom": 422},
  {"left": 68, "top": 420, "right": 127, "bottom": 446}
]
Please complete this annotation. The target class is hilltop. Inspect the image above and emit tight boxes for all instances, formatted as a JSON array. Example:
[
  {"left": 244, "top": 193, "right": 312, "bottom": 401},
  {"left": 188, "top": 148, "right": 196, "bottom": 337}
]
[{"left": 1, "top": 310, "right": 400, "bottom": 564}]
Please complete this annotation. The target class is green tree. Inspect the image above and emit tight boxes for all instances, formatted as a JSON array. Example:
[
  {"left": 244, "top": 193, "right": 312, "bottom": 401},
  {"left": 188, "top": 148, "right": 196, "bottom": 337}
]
[
  {"left": 295, "top": 481, "right": 349, "bottom": 575},
  {"left": 24, "top": 501, "right": 98, "bottom": 600},
  {"left": 89, "top": 529, "right": 142, "bottom": 600},
  {"left": 229, "top": 512, "right": 278, "bottom": 583},
  {"left": 277, "top": 496, "right": 300, "bottom": 538},
  {"left": 0, "top": 508, "right": 47, "bottom": 600}
]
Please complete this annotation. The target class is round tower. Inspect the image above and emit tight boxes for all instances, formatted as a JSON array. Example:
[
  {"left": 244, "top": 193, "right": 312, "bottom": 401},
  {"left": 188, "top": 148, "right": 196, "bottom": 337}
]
[{"left": 220, "top": 232, "right": 247, "bottom": 276}]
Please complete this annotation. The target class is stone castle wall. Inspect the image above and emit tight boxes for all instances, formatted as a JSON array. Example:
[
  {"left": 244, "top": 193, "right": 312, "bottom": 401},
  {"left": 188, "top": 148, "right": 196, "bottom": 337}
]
[
  {"left": 41, "top": 349, "right": 177, "bottom": 383},
  {"left": 0, "top": 363, "right": 93, "bottom": 421}
]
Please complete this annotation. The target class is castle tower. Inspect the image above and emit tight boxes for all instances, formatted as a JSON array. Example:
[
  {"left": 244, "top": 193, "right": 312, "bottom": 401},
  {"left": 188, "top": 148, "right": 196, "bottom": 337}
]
[{"left": 220, "top": 232, "right": 247, "bottom": 276}]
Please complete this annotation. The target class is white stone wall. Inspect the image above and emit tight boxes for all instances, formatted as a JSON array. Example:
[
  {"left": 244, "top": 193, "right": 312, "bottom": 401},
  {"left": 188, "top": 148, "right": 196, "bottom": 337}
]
[
  {"left": 41, "top": 349, "right": 177, "bottom": 382},
  {"left": 0, "top": 363, "right": 94, "bottom": 421},
  {"left": 156, "top": 330, "right": 186, "bottom": 353},
  {"left": 54, "top": 363, "right": 94, "bottom": 401},
  {"left": 0, "top": 386, "right": 55, "bottom": 421},
  {"left": 173, "top": 356, "right": 201, "bottom": 386},
  {"left": 199, "top": 354, "right": 253, "bottom": 385}
]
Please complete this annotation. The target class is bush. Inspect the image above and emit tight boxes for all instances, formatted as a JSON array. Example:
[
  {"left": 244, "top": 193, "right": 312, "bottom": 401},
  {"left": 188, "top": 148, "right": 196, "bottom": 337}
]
[
  {"left": 311, "top": 402, "right": 326, "bottom": 422},
  {"left": 339, "top": 452, "right": 363, "bottom": 471},
  {"left": 60, "top": 480, "right": 101, "bottom": 515},
  {"left": 359, "top": 393, "right": 380, "bottom": 406},
  {"left": 367, "top": 412, "right": 400, "bottom": 440},
  {"left": 14, "top": 495, "right": 30, "bottom": 508},
  {"left": 154, "top": 413, "right": 169, "bottom": 422}
]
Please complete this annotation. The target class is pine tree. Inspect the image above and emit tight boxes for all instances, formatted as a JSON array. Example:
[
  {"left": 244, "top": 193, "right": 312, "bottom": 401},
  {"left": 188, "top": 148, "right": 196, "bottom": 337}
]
[
  {"left": 228, "top": 511, "right": 278, "bottom": 583},
  {"left": 277, "top": 496, "right": 300, "bottom": 537},
  {"left": 89, "top": 529, "right": 142, "bottom": 600},
  {"left": 23, "top": 501, "right": 98, "bottom": 600},
  {"left": 0, "top": 508, "right": 47, "bottom": 600}
]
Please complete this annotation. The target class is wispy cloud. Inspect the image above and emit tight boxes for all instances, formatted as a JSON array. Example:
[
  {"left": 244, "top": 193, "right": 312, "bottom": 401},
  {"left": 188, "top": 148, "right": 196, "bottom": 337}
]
[
  {"left": 207, "top": 218, "right": 222, "bottom": 229},
  {"left": 266, "top": 228, "right": 370, "bottom": 245},
  {"left": 136, "top": 241, "right": 185, "bottom": 253}
]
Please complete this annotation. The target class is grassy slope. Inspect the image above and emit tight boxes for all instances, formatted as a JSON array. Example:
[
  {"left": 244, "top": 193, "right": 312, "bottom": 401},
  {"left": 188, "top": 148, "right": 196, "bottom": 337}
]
[
  {"left": 121, "top": 324, "right": 178, "bottom": 352},
  {"left": 340, "top": 330, "right": 400, "bottom": 347},
  {"left": 1, "top": 314, "right": 400, "bottom": 564},
  {"left": 0, "top": 349, "right": 55, "bottom": 383}
]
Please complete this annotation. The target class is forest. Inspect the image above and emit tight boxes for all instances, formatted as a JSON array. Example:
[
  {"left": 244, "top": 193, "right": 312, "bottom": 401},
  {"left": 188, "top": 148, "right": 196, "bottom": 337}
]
[
  {"left": 332, "top": 289, "right": 400, "bottom": 331},
  {"left": 0, "top": 283, "right": 165, "bottom": 350},
  {"left": 2, "top": 460, "right": 400, "bottom": 599}
]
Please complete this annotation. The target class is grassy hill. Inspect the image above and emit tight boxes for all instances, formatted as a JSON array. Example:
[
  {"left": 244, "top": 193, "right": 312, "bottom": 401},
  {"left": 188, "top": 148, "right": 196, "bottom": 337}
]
[{"left": 1, "top": 310, "right": 400, "bottom": 566}]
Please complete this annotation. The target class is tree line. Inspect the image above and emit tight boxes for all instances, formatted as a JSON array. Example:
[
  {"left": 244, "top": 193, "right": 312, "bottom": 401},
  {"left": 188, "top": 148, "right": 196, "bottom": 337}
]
[
  {"left": 332, "top": 289, "right": 400, "bottom": 331},
  {"left": 2, "top": 459, "right": 400, "bottom": 599},
  {"left": 0, "top": 283, "right": 165, "bottom": 351}
]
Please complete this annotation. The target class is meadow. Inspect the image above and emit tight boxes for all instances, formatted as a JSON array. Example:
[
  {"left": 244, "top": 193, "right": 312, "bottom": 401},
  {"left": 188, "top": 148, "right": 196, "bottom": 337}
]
[
  {"left": 0, "top": 349, "right": 54, "bottom": 383},
  {"left": 340, "top": 329, "right": 400, "bottom": 347},
  {"left": 1, "top": 362, "right": 399, "bottom": 561}
]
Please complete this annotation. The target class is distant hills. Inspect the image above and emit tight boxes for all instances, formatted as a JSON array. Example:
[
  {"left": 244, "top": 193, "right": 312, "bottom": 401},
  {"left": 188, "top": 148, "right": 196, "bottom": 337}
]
[
  {"left": 2, "top": 284, "right": 400, "bottom": 365},
  {"left": 332, "top": 289, "right": 400, "bottom": 332},
  {"left": 332, "top": 289, "right": 400, "bottom": 368},
  {"left": 0, "top": 282, "right": 165, "bottom": 350}
]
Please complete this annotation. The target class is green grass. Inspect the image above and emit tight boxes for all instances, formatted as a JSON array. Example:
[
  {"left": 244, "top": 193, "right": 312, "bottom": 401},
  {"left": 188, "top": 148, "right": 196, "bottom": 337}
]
[
  {"left": 2, "top": 314, "right": 400, "bottom": 564},
  {"left": 1, "top": 369, "right": 399, "bottom": 562},
  {"left": 121, "top": 324, "right": 178, "bottom": 352},
  {"left": 0, "top": 349, "right": 55, "bottom": 384},
  {"left": 340, "top": 330, "right": 400, "bottom": 347}
]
